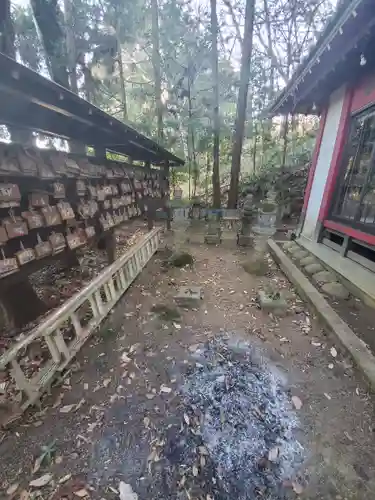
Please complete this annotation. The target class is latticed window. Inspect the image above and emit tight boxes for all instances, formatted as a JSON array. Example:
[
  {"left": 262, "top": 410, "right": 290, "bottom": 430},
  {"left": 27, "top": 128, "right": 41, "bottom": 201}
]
[{"left": 331, "top": 106, "right": 375, "bottom": 232}]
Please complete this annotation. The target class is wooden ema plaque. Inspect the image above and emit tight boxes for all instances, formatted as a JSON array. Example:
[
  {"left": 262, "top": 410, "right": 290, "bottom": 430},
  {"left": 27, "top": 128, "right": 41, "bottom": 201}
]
[
  {"left": 0, "top": 227, "right": 8, "bottom": 245},
  {"left": 15, "top": 244, "right": 35, "bottom": 266},
  {"left": 85, "top": 226, "right": 96, "bottom": 239},
  {"left": 34, "top": 235, "right": 53, "bottom": 259},
  {"left": 0, "top": 253, "right": 18, "bottom": 277},
  {"left": 88, "top": 185, "right": 97, "bottom": 198},
  {"left": 52, "top": 182, "right": 66, "bottom": 199},
  {"left": 103, "top": 185, "right": 112, "bottom": 197},
  {"left": 57, "top": 202, "right": 75, "bottom": 221},
  {"left": 49, "top": 232, "right": 66, "bottom": 254},
  {"left": 4, "top": 217, "right": 28, "bottom": 239},
  {"left": 97, "top": 189, "right": 106, "bottom": 201},
  {"left": 22, "top": 210, "right": 44, "bottom": 230},
  {"left": 42, "top": 206, "right": 62, "bottom": 227},
  {"left": 66, "top": 231, "right": 84, "bottom": 250},
  {"left": 0, "top": 184, "right": 21, "bottom": 208},
  {"left": 29, "top": 192, "right": 49, "bottom": 208},
  {"left": 76, "top": 180, "right": 86, "bottom": 196}
]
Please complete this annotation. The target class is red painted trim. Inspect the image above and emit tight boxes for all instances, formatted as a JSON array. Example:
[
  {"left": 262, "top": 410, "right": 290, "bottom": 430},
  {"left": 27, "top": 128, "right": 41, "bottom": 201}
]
[
  {"left": 318, "top": 87, "right": 354, "bottom": 222},
  {"left": 302, "top": 108, "right": 328, "bottom": 212},
  {"left": 324, "top": 220, "right": 375, "bottom": 246}
]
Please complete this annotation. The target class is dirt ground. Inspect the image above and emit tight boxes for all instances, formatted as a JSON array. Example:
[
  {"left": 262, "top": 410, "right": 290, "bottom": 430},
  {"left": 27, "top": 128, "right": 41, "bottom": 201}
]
[{"left": 1, "top": 225, "right": 375, "bottom": 500}]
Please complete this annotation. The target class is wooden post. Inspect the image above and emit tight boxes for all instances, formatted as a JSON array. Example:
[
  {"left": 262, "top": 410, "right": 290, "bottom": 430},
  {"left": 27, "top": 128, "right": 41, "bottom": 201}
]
[
  {"left": 164, "top": 162, "right": 171, "bottom": 230},
  {"left": 105, "top": 229, "right": 117, "bottom": 264},
  {"left": 145, "top": 161, "right": 154, "bottom": 230}
]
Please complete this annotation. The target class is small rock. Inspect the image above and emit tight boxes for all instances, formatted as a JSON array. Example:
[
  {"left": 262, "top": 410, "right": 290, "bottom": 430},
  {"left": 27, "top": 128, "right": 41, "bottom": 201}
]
[
  {"left": 321, "top": 282, "right": 349, "bottom": 300},
  {"left": 304, "top": 263, "right": 324, "bottom": 275},
  {"left": 299, "top": 255, "right": 318, "bottom": 266},
  {"left": 312, "top": 270, "right": 337, "bottom": 285}
]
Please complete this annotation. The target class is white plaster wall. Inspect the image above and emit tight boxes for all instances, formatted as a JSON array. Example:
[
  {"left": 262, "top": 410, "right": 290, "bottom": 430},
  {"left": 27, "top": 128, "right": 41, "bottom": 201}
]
[{"left": 302, "top": 85, "right": 346, "bottom": 241}]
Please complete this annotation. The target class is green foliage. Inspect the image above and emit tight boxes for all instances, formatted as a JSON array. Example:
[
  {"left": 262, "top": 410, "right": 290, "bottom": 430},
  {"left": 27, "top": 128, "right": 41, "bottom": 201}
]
[{"left": 9, "top": 0, "right": 334, "bottom": 205}]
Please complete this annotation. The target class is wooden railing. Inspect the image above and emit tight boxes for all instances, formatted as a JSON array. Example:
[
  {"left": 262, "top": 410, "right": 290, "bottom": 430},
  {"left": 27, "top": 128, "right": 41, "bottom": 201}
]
[{"left": 0, "top": 227, "right": 162, "bottom": 414}]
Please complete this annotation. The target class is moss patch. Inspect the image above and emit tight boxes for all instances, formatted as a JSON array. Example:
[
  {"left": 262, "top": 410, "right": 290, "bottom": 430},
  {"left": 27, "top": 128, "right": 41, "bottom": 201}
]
[{"left": 151, "top": 304, "right": 181, "bottom": 321}]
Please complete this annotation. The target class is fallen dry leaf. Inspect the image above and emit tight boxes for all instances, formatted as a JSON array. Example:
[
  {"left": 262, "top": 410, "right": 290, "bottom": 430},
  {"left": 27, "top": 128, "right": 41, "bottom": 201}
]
[
  {"left": 83, "top": 383, "right": 89, "bottom": 390},
  {"left": 291, "top": 396, "right": 303, "bottom": 410},
  {"left": 292, "top": 481, "right": 304, "bottom": 495},
  {"left": 103, "top": 378, "right": 112, "bottom": 388},
  {"left": 179, "top": 475, "right": 186, "bottom": 488},
  {"left": 119, "top": 481, "right": 138, "bottom": 500},
  {"left": 6, "top": 483, "right": 19, "bottom": 496},
  {"left": 160, "top": 385, "right": 172, "bottom": 394},
  {"left": 198, "top": 446, "right": 208, "bottom": 455},
  {"left": 29, "top": 474, "right": 53, "bottom": 488},
  {"left": 146, "top": 393, "right": 155, "bottom": 400},
  {"left": 324, "top": 393, "right": 332, "bottom": 400},
  {"left": 129, "top": 343, "right": 140, "bottom": 354},
  {"left": 59, "top": 404, "right": 75, "bottom": 414},
  {"left": 143, "top": 417, "right": 150, "bottom": 428},
  {"left": 192, "top": 465, "right": 199, "bottom": 477},
  {"left": 74, "top": 489, "right": 89, "bottom": 497},
  {"left": 330, "top": 347, "right": 338, "bottom": 358},
  {"left": 52, "top": 393, "right": 64, "bottom": 408},
  {"left": 121, "top": 353, "right": 131, "bottom": 364},
  {"left": 32, "top": 455, "right": 44, "bottom": 474},
  {"left": 183, "top": 413, "right": 190, "bottom": 426},
  {"left": 75, "top": 398, "right": 85, "bottom": 411},
  {"left": 173, "top": 323, "right": 181, "bottom": 330},
  {"left": 147, "top": 449, "right": 158, "bottom": 462},
  {"left": 58, "top": 474, "right": 72, "bottom": 484},
  {"left": 268, "top": 446, "right": 279, "bottom": 462},
  {"left": 19, "top": 490, "right": 30, "bottom": 500}
]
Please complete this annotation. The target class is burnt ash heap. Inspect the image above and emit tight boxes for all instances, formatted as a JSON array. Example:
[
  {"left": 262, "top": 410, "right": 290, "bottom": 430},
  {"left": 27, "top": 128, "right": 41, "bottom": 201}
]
[{"left": 158, "top": 337, "right": 304, "bottom": 499}]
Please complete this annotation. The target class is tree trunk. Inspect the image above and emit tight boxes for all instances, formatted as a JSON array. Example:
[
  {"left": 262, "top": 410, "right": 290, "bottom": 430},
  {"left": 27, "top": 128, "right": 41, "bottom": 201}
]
[
  {"left": 227, "top": 0, "right": 255, "bottom": 209},
  {"left": 252, "top": 123, "right": 257, "bottom": 173},
  {"left": 205, "top": 152, "right": 210, "bottom": 205},
  {"left": 151, "top": 0, "right": 163, "bottom": 143},
  {"left": 62, "top": 0, "right": 85, "bottom": 154},
  {"left": 281, "top": 115, "right": 289, "bottom": 166},
  {"left": 63, "top": 0, "right": 77, "bottom": 93},
  {"left": 187, "top": 79, "right": 198, "bottom": 198},
  {"left": 118, "top": 47, "right": 128, "bottom": 122},
  {"left": 31, "top": 0, "right": 70, "bottom": 88},
  {"left": 0, "top": 0, "right": 14, "bottom": 56},
  {"left": 210, "top": 0, "right": 221, "bottom": 209},
  {"left": 0, "top": 1, "right": 34, "bottom": 145}
]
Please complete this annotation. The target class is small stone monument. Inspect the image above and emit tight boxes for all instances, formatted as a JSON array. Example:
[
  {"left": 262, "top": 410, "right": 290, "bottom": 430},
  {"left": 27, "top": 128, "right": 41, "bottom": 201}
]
[
  {"left": 205, "top": 209, "right": 222, "bottom": 245},
  {"left": 187, "top": 198, "right": 206, "bottom": 243},
  {"left": 241, "top": 193, "right": 277, "bottom": 274},
  {"left": 188, "top": 199, "right": 205, "bottom": 228},
  {"left": 237, "top": 193, "right": 256, "bottom": 246}
]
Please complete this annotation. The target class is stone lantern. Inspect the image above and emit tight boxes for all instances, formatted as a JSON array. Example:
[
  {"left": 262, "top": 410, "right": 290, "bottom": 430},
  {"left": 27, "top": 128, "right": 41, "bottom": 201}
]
[
  {"left": 173, "top": 186, "right": 183, "bottom": 200},
  {"left": 237, "top": 193, "right": 256, "bottom": 246}
]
